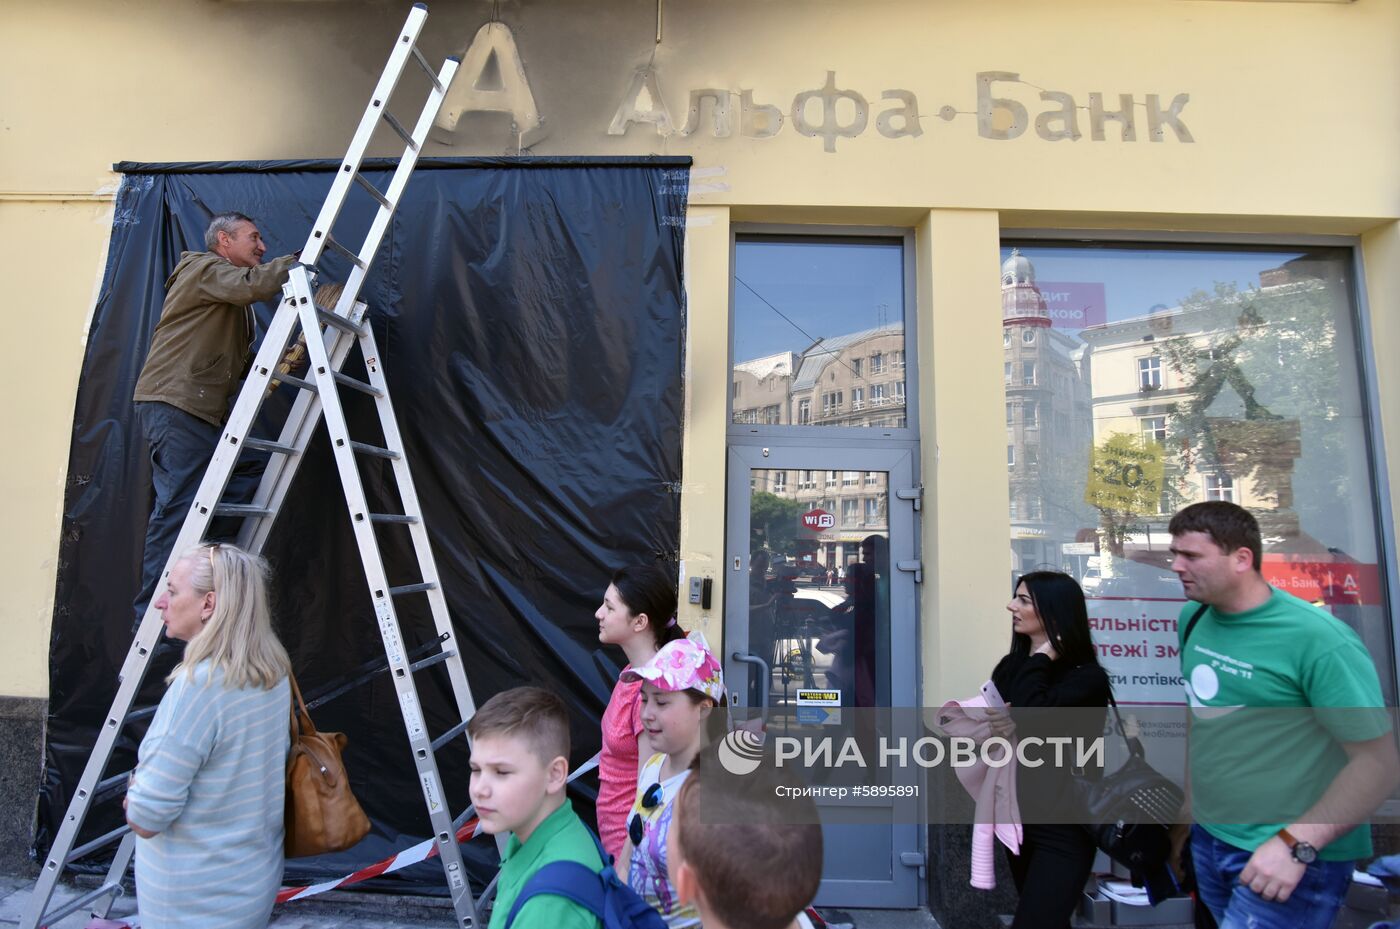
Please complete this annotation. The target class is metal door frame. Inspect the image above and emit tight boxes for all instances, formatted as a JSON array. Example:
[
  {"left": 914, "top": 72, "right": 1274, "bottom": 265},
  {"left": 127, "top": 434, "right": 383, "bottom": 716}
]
[{"left": 725, "top": 439, "right": 923, "bottom": 908}]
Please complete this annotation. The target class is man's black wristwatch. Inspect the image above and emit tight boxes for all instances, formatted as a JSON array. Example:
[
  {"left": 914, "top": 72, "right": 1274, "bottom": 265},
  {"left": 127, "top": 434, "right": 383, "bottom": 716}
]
[{"left": 1277, "top": 828, "right": 1318, "bottom": 864}]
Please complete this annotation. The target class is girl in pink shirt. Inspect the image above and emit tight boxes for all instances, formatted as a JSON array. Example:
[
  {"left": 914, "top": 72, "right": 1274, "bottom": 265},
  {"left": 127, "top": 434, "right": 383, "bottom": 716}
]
[{"left": 595, "top": 566, "right": 686, "bottom": 861}]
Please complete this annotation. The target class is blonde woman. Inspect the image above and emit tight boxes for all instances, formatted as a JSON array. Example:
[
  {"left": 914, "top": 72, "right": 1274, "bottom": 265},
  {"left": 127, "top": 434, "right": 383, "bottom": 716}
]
[{"left": 124, "top": 543, "right": 292, "bottom": 929}]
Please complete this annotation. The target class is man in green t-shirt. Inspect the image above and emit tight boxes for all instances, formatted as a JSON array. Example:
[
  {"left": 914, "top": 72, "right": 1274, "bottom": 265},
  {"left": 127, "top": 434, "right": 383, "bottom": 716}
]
[{"left": 1169, "top": 501, "right": 1397, "bottom": 929}]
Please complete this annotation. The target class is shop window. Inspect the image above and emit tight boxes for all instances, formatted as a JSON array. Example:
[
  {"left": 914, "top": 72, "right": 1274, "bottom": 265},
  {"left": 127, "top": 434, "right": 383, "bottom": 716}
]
[
  {"left": 999, "top": 240, "right": 1394, "bottom": 701},
  {"left": 732, "top": 234, "right": 912, "bottom": 432}
]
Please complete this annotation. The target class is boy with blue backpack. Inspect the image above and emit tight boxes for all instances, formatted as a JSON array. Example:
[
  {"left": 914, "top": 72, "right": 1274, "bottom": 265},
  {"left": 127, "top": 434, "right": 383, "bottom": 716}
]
[{"left": 470, "top": 686, "right": 664, "bottom": 929}]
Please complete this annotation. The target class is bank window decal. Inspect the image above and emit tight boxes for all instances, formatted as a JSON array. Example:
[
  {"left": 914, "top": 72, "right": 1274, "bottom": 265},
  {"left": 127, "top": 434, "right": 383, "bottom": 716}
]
[
  {"left": 1001, "top": 241, "right": 1394, "bottom": 704},
  {"left": 732, "top": 235, "right": 910, "bottom": 432}
]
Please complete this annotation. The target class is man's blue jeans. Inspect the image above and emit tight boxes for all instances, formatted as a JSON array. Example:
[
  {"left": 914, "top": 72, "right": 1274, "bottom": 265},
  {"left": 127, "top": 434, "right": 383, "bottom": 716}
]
[
  {"left": 133, "top": 401, "right": 264, "bottom": 628},
  {"left": 1191, "top": 825, "right": 1352, "bottom": 929}
]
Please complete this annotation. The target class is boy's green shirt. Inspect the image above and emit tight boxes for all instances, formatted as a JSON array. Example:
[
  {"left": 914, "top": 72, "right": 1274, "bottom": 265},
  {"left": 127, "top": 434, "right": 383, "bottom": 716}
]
[{"left": 489, "top": 797, "right": 604, "bottom": 929}]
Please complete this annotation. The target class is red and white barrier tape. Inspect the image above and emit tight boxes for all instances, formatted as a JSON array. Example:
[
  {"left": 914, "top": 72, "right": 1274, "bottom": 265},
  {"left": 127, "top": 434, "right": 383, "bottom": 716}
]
[{"left": 276, "top": 752, "right": 601, "bottom": 904}]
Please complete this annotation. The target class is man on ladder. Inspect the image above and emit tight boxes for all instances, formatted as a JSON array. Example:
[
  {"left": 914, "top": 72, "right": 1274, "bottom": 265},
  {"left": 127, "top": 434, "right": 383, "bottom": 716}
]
[{"left": 130, "top": 212, "right": 297, "bottom": 629}]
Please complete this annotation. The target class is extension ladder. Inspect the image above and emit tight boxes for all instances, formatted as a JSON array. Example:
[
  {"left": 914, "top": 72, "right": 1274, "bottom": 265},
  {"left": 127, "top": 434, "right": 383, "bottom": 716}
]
[{"left": 20, "top": 5, "right": 483, "bottom": 927}]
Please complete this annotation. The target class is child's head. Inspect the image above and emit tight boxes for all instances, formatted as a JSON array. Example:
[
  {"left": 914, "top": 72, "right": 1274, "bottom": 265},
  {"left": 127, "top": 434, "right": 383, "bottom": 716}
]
[
  {"left": 621, "top": 633, "right": 725, "bottom": 759},
  {"left": 668, "top": 749, "right": 823, "bottom": 929},
  {"left": 596, "top": 565, "right": 685, "bottom": 651},
  {"left": 467, "top": 687, "right": 571, "bottom": 840}
]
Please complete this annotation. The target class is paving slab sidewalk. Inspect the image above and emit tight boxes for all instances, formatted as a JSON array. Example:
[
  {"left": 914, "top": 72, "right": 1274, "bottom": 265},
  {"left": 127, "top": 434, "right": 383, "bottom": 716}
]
[{"left": 0, "top": 872, "right": 941, "bottom": 929}]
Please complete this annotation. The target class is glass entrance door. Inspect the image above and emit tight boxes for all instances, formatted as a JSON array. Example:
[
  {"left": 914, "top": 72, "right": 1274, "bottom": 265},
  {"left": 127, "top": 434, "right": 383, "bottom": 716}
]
[{"left": 725, "top": 443, "right": 922, "bottom": 908}]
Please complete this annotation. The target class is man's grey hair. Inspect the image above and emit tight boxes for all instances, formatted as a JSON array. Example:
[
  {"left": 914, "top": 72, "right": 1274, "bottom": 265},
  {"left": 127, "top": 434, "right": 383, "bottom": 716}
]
[{"left": 205, "top": 212, "right": 256, "bottom": 251}]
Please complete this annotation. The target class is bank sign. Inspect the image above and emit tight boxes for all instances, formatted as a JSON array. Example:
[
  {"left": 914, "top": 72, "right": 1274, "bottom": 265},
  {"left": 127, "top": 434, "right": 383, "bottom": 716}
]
[{"left": 435, "top": 24, "right": 1197, "bottom": 153}]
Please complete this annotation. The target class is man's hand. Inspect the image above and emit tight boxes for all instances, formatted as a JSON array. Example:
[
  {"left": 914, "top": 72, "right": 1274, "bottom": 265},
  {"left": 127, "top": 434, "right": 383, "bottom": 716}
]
[{"left": 1239, "top": 836, "right": 1306, "bottom": 902}]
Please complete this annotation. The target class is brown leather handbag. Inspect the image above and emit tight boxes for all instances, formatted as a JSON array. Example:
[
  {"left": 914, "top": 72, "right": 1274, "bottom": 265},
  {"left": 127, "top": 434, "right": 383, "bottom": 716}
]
[{"left": 284, "top": 674, "right": 371, "bottom": 858}]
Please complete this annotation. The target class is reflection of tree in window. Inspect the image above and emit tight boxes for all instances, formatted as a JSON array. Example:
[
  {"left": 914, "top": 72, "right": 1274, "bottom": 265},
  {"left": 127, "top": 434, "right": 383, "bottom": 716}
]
[{"left": 1159, "top": 279, "right": 1328, "bottom": 538}]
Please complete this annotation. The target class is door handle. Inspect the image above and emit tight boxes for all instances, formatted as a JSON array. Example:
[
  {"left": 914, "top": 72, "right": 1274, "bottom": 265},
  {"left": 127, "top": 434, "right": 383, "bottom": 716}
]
[{"left": 731, "top": 652, "right": 771, "bottom": 710}]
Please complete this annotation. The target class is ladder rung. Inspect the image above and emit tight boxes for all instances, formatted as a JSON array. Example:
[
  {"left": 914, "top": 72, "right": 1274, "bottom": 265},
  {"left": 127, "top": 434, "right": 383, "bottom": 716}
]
[
  {"left": 316, "top": 306, "right": 368, "bottom": 337},
  {"left": 94, "top": 770, "right": 134, "bottom": 800},
  {"left": 411, "top": 45, "right": 445, "bottom": 93},
  {"left": 304, "top": 634, "right": 449, "bottom": 712},
  {"left": 409, "top": 648, "right": 456, "bottom": 675},
  {"left": 243, "top": 437, "right": 300, "bottom": 456},
  {"left": 37, "top": 880, "right": 126, "bottom": 927},
  {"left": 389, "top": 581, "right": 437, "bottom": 596},
  {"left": 353, "top": 171, "right": 393, "bottom": 210},
  {"left": 126, "top": 704, "right": 158, "bottom": 723},
  {"left": 431, "top": 719, "right": 471, "bottom": 753},
  {"left": 352, "top": 441, "right": 400, "bottom": 460},
  {"left": 333, "top": 371, "right": 384, "bottom": 397},
  {"left": 325, "top": 233, "right": 368, "bottom": 270},
  {"left": 381, "top": 110, "right": 419, "bottom": 151},
  {"left": 67, "top": 824, "right": 130, "bottom": 864},
  {"left": 369, "top": 513, "right": 419, "bottom": 524},
  {"left": 213, "top": 503, "right": 276, "bottom": 519},
  {"left": 275, "top": 372, "right": 317, "bottom": 393}
]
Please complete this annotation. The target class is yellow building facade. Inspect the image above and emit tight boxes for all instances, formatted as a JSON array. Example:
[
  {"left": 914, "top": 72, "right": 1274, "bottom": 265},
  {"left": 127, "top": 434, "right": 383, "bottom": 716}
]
[{"left": 3, "top": 0, "right": 1399, "bottom": 915}]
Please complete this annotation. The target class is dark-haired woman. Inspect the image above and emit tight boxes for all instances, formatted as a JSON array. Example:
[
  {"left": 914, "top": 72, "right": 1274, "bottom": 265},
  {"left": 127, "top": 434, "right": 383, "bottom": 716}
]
[
  {"left": 596, "top": 565, "right": 688, "bottom": 861},
  {"left": 989, "top": 570, "right": 1111, "bottom": 929}
]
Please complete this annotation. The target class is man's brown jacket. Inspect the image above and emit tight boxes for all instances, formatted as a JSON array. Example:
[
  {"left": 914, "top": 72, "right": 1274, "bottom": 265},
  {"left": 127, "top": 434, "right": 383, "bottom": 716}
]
[{"left": 133, "top": 251, "right": 296, "bottom": 426}]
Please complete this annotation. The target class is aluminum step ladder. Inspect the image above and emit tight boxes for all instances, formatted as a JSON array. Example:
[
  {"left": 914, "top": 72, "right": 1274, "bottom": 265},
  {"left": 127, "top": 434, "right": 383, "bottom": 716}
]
[{"left": 20, "top": 5, "right": 482, "bottom": 927}]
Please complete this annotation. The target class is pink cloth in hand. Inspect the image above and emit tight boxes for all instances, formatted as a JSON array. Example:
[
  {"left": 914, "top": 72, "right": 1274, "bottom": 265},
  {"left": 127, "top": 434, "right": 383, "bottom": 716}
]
[{"left": 937, "top": 695, "right": 1022, "bottom": 890}]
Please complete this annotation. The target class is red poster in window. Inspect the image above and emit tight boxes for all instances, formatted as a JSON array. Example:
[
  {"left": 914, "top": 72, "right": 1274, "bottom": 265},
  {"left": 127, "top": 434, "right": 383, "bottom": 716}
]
[
  {"left": 800, "top": 509, "right": 835, "bottom": 532},
  {"left": 1261, "top": 555, "right": 1383, "bottom": 606}
]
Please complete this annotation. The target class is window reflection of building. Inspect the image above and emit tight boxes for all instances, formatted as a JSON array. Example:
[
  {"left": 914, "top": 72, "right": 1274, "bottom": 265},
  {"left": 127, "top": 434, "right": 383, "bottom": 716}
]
[
  {"left": 1077, "top": 261, "right": 1324, "bottom": 557},
  {"left": 1001, "top": 250, "right": 1094, "bottom": 576},
  {"left": 734, "top": 325, "right": 906, "bottom": 570},
  {"left": 732, "top": 352, "right": 797, "bottom": 425}
]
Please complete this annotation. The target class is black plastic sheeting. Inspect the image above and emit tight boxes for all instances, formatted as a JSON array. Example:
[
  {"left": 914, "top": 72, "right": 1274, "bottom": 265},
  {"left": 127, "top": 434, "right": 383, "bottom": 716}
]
[{"left": 41, "top": 157, "right": 690, "bottom": 894}]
